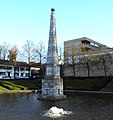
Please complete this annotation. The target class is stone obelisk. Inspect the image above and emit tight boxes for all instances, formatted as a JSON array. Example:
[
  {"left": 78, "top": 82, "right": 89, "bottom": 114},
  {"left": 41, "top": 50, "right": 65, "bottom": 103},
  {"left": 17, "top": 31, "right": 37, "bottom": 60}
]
[{"left": 38, "top": 8, "right": 66, "bottom": 100}]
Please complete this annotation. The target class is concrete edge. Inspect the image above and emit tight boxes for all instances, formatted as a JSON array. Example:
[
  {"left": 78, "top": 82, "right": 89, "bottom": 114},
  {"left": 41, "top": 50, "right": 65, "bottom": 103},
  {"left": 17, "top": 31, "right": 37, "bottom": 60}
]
[{"left": 64, "top": 90, "right": 113, "bottom": 95}]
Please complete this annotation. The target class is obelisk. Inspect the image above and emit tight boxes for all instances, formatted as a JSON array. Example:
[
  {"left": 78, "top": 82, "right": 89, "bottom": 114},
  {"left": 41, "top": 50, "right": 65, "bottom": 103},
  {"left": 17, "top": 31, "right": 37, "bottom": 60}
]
[{"left": 38, "top": 8, "right": 66, "bottom": 100}]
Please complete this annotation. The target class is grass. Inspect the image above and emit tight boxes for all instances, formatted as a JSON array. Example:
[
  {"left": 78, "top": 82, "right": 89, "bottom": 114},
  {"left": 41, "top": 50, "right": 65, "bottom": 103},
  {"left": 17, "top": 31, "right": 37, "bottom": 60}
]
[
  {"left": 0, "top": 80, "right": 40, "bottom": 90},
  {"left": 12, "top": 81, "right": 38, "bottom": 89},
  {"left": 0, "top": 86, "right": 8, "bottom": 90},
  {"left": 1, "top": 81, "right": 27, "bottom": 90}
]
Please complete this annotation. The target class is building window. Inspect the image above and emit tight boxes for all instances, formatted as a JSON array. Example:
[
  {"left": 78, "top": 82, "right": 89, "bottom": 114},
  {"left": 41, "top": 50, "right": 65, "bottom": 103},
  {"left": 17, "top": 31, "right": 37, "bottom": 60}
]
[
  {"left": 68, "top": 42, "right": 72, "bottom": 47},
  {"left": 75, "top": 56, "right": 80, "bottom": 63},
  {"left": 15, "top": 67, "right": 19, "bottom": 71},
  {"left": 0, "top": 66, "right": 5, "bottom": 69},
  {"left": 26, "top": 73, "right": 29, "bottom": 76},
  {"left": 75, "top": 48, "right": 80, "bottom": 53},
  {"left": 20, "top": 67, "right": 25, "bottom": 71},
  {"left": 68, "top": 50, "right": 72, "bottom": 54},
  {"left": 26, "top": 67, "right": 29, "bottom": 71},
  {"left": 0, "top": 72, "right": 5, "bottom": 75},
  {"left": 58, "top": 89, "right": 60, "bottom": 95},
  {"left": 21, "top": 73, "right": 23, "bottom": 76},
  {"left": 68, "top": 57, "right": 72, "bottom": 64},
  {"left": 6, "top": 66, "right": 12, "bottom": 70},
  {"left": 75, "top": 41, "right": 80, "bottom": 46},
  {"left": 15, "top": 73, "right": 19, "bottom": 76}
]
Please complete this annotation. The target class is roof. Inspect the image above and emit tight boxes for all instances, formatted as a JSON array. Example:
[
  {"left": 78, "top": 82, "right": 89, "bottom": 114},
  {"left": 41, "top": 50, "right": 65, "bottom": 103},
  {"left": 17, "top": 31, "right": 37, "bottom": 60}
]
[
  {"left": 0, "top": 59, "right": 12, "bottom": 65},
  {"left": 64, "top": 37, "right": 110, "bottom": 48},
  {"left": 0, "top": 59, "right": 41, "bottom": 67}
]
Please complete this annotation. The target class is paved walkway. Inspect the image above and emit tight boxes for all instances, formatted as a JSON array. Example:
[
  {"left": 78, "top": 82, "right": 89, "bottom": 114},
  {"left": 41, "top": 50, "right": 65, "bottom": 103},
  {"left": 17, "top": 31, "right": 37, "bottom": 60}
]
[
  {"left": 0, "top": 89, "right": 113, "bottom": 95},
  {"left": 64, "top": 90, "right": 113, "bottom": 95},
  {"left": 0, "top": 90, "right": 35, "bottom": 94}
]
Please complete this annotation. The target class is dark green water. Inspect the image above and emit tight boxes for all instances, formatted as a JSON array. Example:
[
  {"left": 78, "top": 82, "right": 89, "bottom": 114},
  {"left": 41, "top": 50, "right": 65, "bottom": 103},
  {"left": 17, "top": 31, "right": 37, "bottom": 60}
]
[{"left": 0, "top": 92, "right": 113, "bottom": 120}]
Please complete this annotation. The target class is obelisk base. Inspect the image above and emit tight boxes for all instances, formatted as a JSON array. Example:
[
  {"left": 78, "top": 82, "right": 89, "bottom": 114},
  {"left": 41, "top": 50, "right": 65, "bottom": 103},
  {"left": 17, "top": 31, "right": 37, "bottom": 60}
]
[
  {"left": 37, "top": 94, "right": 67, "bottom": 101},
  {"left": 37, "top": 78, "right": 66, "bottom": 101}
]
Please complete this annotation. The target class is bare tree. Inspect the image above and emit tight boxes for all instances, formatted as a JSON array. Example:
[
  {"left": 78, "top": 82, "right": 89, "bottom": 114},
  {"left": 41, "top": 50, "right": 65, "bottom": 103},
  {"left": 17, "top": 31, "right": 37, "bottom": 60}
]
[
  {"left": 34, "top": 41, "right": 47, "bottom": 76},
  {"left": 8, "top": 45, "right": 18, "bottom": 78},
  {"left": 64, "top": 47, "right": 78, "bottom": 76},
  {"left": 0, "top": 45, "right": 3, "bottom": 59},
  {"left": 23, "top": 40, "right": 35, "bottom": 64},
  {"left": 0, "top": 42, "right": 9, "bottom": 60},
  {"left": 58, "top": 44, "right": 65, "bottom": 77},
  {"left": 96, "top": 52, "right": 113, "bottom": 76},
  {"left": 58, "top": 44, "right": 64, "bottom": 62},
  {"left": 75, "top": 47, "right": 96, "bottom": 77},
  {"left": 34, "top": 41, "right": 46, "bottom": 65},
  {"left": 22, "top": 40, "right": 35, "bottom": 77},
  {"left": 79, "top": 54, "right": 95, "bottom": 77}
]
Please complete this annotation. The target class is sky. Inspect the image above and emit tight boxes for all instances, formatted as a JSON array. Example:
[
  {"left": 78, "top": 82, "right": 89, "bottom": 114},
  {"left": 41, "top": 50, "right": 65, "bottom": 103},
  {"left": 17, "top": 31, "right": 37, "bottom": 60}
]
[{"left": 0, "top": 0, "right": 113, "bottom": 50}]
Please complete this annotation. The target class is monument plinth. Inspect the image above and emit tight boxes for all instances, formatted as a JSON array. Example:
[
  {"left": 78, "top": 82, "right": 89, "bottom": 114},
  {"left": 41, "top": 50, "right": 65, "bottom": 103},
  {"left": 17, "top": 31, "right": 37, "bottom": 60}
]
[{"left": 38, "top": 8, "right": 66, "bottom": 100}]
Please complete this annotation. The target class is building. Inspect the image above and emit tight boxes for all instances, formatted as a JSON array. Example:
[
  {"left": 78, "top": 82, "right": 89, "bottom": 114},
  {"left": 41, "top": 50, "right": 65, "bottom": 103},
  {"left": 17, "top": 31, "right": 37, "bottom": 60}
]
[
  {"left": 0, "top": 60, "right": 14, "bottom": 78},
  {"left": 64, "top": 37, "right": 111, "bottom": 64},
  {"left": 14, "top": 61, "right": 29, "bottom": 77},
  {"left": 0, "top": 59, "right": 40, "bottom": 79},
  {"left": 63, "top": 37, "right": 113, "bottom": 76}
]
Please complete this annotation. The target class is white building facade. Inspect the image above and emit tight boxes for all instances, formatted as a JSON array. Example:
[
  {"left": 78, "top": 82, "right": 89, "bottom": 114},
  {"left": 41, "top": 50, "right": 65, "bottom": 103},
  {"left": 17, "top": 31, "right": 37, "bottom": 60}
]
[{"left": 0, "top": 60, "right": 29, "bottom": 79}]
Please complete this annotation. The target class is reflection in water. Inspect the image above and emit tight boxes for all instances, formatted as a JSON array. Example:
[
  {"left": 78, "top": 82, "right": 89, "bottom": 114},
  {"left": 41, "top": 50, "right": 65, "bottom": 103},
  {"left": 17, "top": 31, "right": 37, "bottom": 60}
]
[{"left": 0, "top": 92, "right": 113, "bottom": 120}]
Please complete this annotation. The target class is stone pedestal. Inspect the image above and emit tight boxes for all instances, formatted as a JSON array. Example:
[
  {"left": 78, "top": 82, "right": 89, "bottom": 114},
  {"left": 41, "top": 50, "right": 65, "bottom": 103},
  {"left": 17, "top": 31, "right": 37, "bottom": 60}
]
[{"left": 38, "top": 78, "right": 66, "bottom": 100}]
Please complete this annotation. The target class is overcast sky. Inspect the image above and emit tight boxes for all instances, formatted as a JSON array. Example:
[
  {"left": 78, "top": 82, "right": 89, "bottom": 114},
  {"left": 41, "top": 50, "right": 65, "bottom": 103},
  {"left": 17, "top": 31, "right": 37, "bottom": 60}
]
[{"left": 0, "top": 0, "right": 113, "bottom": 50}]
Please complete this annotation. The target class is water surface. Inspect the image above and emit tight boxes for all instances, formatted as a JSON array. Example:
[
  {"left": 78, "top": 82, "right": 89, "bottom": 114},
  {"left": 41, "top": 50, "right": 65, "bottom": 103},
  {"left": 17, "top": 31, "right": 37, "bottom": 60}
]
[{"left": 0, "top": 92, "right": 113, "bottom": 120}]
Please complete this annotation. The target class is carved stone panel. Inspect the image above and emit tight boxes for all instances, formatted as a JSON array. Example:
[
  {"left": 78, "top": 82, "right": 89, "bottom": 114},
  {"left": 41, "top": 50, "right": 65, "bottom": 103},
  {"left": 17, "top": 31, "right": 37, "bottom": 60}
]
[{"left": 46, "top": 67, "right": 52, "bottom": 75}]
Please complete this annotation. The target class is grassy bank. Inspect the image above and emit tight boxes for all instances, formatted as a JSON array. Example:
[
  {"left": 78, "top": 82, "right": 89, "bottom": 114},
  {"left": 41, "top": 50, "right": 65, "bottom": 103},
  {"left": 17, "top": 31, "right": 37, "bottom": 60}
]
[
  {"left": 0, "top": 86, "right": 8, "bottom": 90},
  {"left": 0, "top": 80, "right": 41, "bottom": 90}
]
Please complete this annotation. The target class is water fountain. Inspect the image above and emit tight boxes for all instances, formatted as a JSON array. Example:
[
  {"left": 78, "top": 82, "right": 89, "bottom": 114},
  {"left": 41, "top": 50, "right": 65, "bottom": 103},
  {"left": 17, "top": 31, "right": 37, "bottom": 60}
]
[
  {"left": 43, "top": 106, "right": 72, "bottom": 118},
  {"left": 38, "top": 8, "right": 66, "bottom": 100}
]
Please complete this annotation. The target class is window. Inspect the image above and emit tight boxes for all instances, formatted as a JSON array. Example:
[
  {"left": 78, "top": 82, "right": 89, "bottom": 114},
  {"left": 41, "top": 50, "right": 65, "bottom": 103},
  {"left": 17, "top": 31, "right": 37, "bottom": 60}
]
[
  {"left": 6, "top": 66, "right": 12, "bottom": 70},
  {"left": 75, "top": 41, "right": 80, "bottom": 46},
  {"left": 68, "top": 50, "right": 72, "bottom": 54},
  {"left": 15, "top": 67, "right": 19, "bottom": 71},
  {"left": 0, "top": 72, "right": 5, "bottom": 75},
  {"left": 21, "top": 73, "right": 23, "bottom": 76},
  {"left": 75, "top": 48, "right": 80, "bottom": 53},
  {"left": 58, "top": 89, "right": 60, "bottom": 94},
  {"left": 75, "top": 56, "right": 80, "bottom": 63},
  {"left": 26, "top": 73, "right": 29, "bottom": 76},
  {"left": 0, "top": 66, "right": 5, "bottom": 69},
  {"left": 20, "top": 67, "right": 25, "bottom": 71},
  {"left": 26, "top": 67, "right": 29, "bottom": 71},
  {"left": 68, "top": 42, "right": 72, "bottom": 47},
  {"left": 68, "top": 57, "right": 72, "bottom": 64}
]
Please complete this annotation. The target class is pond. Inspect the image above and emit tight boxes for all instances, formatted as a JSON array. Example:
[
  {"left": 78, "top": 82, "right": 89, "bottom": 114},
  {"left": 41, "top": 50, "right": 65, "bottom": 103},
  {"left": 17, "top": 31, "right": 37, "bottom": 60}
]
[{"left": 0, "top": 92, "right": 113, "bottom": 120}]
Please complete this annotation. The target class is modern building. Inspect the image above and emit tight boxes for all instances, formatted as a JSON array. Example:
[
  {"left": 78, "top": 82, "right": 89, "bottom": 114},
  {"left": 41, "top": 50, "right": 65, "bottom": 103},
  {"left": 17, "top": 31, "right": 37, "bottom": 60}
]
[
  {"left": 0, "top": 59, "right": 40, "bottom": 79},
  {"left": 64, "top": 37, "right": 111, "bottom": 64},
  {"left": 0, "top": 60, "right": 14, "bottom": 78},
  {"left": 63, "top": 37, "right": 113, "bottom": 76}
]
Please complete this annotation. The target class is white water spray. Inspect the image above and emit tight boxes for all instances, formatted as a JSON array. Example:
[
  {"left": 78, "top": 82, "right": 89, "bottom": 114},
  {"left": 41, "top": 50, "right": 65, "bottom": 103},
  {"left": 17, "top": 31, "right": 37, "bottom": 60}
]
[{"left": 43, "top": 106, "right": 72, "bottom": 118}]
